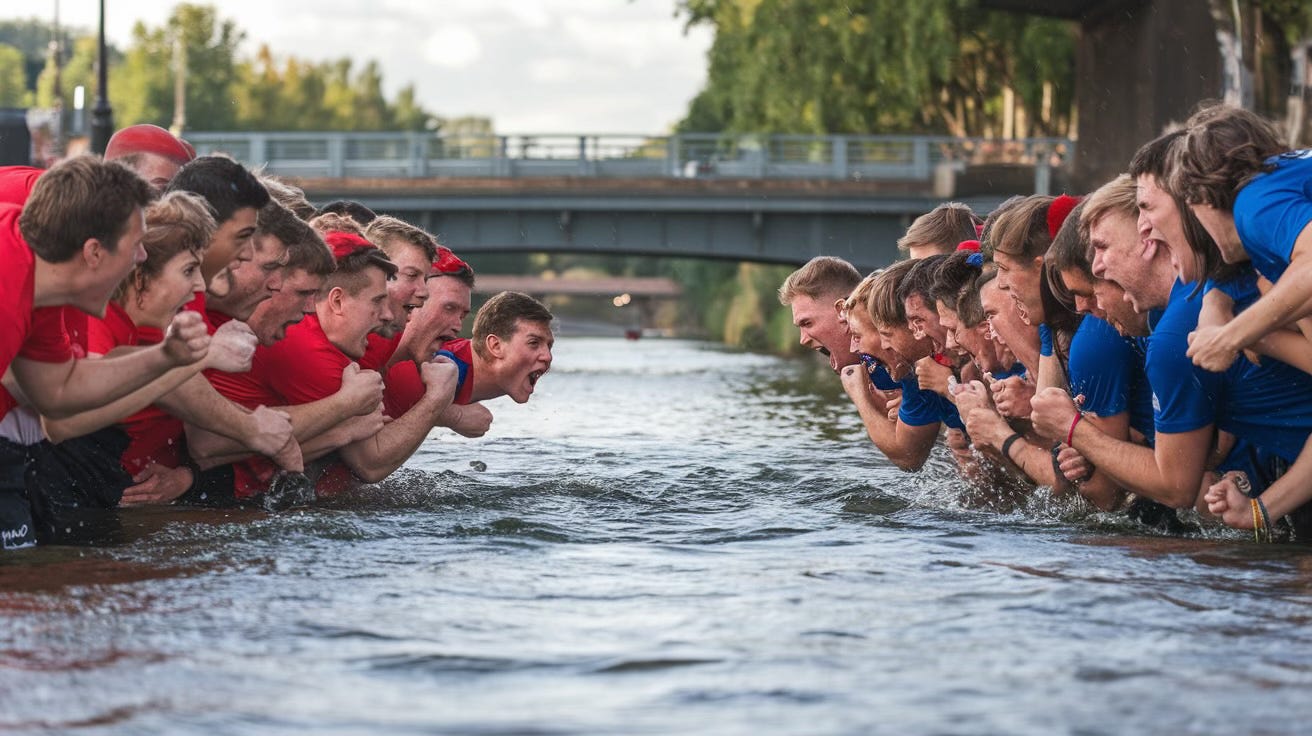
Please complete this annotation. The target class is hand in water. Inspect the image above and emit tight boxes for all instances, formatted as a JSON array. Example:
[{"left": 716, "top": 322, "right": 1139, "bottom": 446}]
[{"left": 120, "top": 464, "right": 195, "bottom": 506}]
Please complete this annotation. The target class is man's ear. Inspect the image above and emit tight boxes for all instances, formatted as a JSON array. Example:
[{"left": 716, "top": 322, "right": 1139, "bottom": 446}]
[
  {"left": 81, "top": 238, "right": 105, "bottom": 268},
  {"left": 483, "top": 333, "right": 505, "bottom": 361},
  {"left": 832, "top": 298, "right": 846, "bottom": 316},
  {"left": 325, "top": 286, "right": 346, "bottom": 315}
]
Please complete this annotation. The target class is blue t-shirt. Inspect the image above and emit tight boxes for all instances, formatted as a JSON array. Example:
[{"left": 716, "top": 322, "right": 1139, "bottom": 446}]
[
  {"left": 897, "top": 372, "right": 965, "bottom": 431},
  {"left": 858, "top": 353, "right": 901, "bottom": 391},
  {"left": 1147, "top": 279, "right": 1312, "bottom": 462},
  {"left": 1203, "top": 268, "right": 1261, "bottom": 312},
  {"left": 1233, "top": 150, "right": 1312, "bottom": 283},
  {"left": 990, "top": 362, "right": 1028, "bottom": 381},
  {"left": 1068, "top": 314, "right": 1155, "bottom": 444}
]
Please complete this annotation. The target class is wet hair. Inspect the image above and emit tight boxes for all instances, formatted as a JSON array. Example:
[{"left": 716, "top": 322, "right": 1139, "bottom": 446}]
[
  {"left": 930, "top": 250, "right": 983, "bottom": 313},
  {"left": 308, "top": 212, "right": 367, "bottom": 238},
  {"left": 472, "top": 291, "right": 554, "bottom": 360},
  {"left": 258, "top": 202, "right": 332, "bottom": 276},
  {"left": 959, "top": 268, "right": 997, "bottom": 328},
  {"left": 258, "top": 174, "right": 316, "bottom": 220},
  {"left": 778, "top": 256, "right": 862, "bottom": 305},
  {"left": 896, "top": 254, "right": 948, "bottom": 308},
  {"left": 866, "top": 259, "right": 918, "bottom": 327},
  {"left": 116, "top": 191, "right": 217, "bottom": 303},
  {"left": 317, "top": 199, "right": 378, "bottom": 226},
  {"left": 898, "top": 202, "right": 982, "bottom": 254},
  {"left": 20, "top": 156, "right": 155, "bottom": 263},
  {"left": 1128, "top": 134, "right": 1247, "bottom": 291},
  {"left": 1171, "top": 101, "right": 1287, "bottom": 211},
  {"left": 167, "top": 155, "right": 270, "bottom": 224},
  {"left": 365, "top": 215, "right": 439, "bottom": 263}
]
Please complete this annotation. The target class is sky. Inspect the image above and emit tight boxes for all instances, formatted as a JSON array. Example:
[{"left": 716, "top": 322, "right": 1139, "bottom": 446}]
[{"left": 3, "top": 0, "right": 715, "bottom": 133}]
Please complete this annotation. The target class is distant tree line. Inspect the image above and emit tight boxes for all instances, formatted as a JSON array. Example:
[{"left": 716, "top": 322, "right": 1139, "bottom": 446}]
[{"left": 0, "top": 3, "right": 444, "bottom": 132}]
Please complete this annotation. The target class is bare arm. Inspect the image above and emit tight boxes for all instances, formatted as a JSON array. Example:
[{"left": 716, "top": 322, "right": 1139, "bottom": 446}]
[
  {"left": 1030, "top": 387, "right": 1210, "bottom": 508},
  {"left": 338, "top": 361, "right": 457, "bottom": 483},
  {"left": 12, "top": 311, "right": 210, "bottom": 419},
  {"left": 841, "top": 365, "right": 940, "bottom": 472}
]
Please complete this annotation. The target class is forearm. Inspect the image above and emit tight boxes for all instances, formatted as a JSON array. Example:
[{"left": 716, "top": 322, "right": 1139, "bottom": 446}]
[
  {"left": 1222, "top": 262, "right": 1312, "bottom": 349},
  {"left": 1003, "top": 437, "right": 1060, "bottom": 487},
  {"left": 158, "top": 377, "right": 260, "bottom": 443},
  {"left": 1249, "top": 327, "right": 1312, "bottom": 373},
  {"left": 41, "top": 362, "right": 202, "bottom": 441},
  {"left": 340, "top": 395, "right": 447, "bottom": 482},
  {"left": 19, "top": 345, "right": 182, "bottom": 418},
  {"left": 282, "top": 394, "right": 355, "bottom": 443},
  {"left": 848, "top": 389, "right": 931, "bottom": 471},
  {"left": 1071, "top": 422, "right": 1201, "bottom": 508}
]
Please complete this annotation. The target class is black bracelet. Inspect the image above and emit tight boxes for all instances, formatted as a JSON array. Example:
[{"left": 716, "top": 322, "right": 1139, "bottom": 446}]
[{"left": 1000, "top": 432, "right": 1024, "bottom": 462}]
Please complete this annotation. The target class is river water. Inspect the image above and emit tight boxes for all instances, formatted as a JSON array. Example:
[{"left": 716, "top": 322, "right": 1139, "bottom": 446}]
[{"left": 2, "top": 337, "right": 1311, "bottom": 734}]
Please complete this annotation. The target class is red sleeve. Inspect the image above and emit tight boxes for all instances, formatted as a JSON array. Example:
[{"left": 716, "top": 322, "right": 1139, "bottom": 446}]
[
  {"left": 20, "top": 307, "right": 74, "bottom": 363},
  {"left": 207, "top": 347, "right": 279, "bottom": 410},
  {"left": 383, "top": 360, "right": 425, "bottom": 418},
  {"left": 260, "top": 318, "right": 350, "bottom": 405},
  {"left": 0, "top": 166, "right": 43, "bottom": 207},
  {"left": 85, "top": 303, "right": 138, "bottom": 356},
  {"left": 359, "top": 333, "right": 401, "bottom": 372}
]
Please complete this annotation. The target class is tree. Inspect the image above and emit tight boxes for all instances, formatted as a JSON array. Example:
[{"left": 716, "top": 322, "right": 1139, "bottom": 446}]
[{"left": 0, "top": 43, "right": 30, "bottom": 107}]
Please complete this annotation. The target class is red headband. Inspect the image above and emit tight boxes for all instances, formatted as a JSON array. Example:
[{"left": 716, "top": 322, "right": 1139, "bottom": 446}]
[
  {"left": 429, "top": 246, "right": 472, "bottom": 277},
  {"left": 955, "top": 239, "right": 981, "bottom": 252},
  {"left": 324, "top": 231, "right": 378, "bottom": 262},
  {"left": 105, "top": 124, "right": 195, "bottom": 166},
  {"left": 1047, "top": 194, "right": 1082, "bottom": 240}
]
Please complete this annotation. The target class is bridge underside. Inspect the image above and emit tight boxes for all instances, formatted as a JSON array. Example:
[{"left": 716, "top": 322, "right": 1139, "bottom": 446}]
[{"left": 301, "top": 178, "right": 1007, "bottom": 273}]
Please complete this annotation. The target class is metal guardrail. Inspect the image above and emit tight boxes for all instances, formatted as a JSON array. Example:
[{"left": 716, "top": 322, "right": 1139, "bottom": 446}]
[{"left": 185, "top": 131, "right": 1074, "bottom": 192}]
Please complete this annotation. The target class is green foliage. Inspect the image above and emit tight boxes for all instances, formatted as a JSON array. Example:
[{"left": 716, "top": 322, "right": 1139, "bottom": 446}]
[
  {"left": 676, "top": 0, "right": 1075, "bottom": 137},
  {"left": 0, "top": 43, "right": 30, "bottom": 106},
  {"left": 6, "top": 3, "right": 436, "bottom": 133}
]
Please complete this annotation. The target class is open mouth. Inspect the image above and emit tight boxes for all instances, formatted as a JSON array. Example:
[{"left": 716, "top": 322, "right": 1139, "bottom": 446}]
[
  {"left": 404, "top": 303, "right": 422, "bottom": 314},
  {"left": 528, "top": 370, "right": 545, "bottom": 387}
]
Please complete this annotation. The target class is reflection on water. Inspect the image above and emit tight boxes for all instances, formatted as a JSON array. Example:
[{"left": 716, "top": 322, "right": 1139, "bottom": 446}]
[{"left": 2, "top": 338, "right": 1312, "bottom": 734}]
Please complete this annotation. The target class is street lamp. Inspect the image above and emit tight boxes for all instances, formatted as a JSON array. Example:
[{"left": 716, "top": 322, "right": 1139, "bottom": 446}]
[{"left": 89, "top": 0, "right": 114, "bottom": 154}]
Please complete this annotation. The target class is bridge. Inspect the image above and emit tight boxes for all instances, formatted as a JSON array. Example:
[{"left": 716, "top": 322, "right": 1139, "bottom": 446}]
[{"left": 187, "top": 131, "right": 1072, "bottom": 272}]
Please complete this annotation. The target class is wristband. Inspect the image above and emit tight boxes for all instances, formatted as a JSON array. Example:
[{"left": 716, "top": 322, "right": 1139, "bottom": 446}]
[
  {"left": 1038, "top": 323, "right": 1054, "bottom": 357},
  {"left": 1000, "top": 432, "right": 1024, "bottom": 462},
  {"left": 1066, "top": 412, "right": 1083, "bottom": 446}
]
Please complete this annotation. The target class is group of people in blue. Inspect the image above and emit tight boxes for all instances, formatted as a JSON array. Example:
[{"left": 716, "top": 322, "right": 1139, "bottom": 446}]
[{"left": 780, "top": 102, "right": 1312, "bottom": 540}]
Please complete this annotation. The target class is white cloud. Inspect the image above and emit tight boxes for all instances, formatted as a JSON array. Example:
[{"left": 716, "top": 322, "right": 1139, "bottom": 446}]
[{"left": 422, "top": 25, "right": 483, "bottom": 69}]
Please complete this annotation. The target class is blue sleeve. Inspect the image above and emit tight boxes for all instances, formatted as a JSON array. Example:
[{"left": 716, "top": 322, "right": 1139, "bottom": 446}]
[
  {"left": 897, "top": 374, "right": 942, "bottom": 427},
  {"left": 1067, "top": 317, "right": 1131, "bottom": 418},
  {"left": 1145, "top": 327, "right": 1222, "bottom": 434},
  {"left": 860, "top": 354, "right": 901, "bottom": 391},
  {"left": 435, "top": 348, "right": 471, "bottom": 394},
  {"left": 1233, "top": 153, "right": 1312, "bottom": 282},
  {"left": 1038, "top": 323, "right": 1054, "bottom": 357},
  {"left": 1203, "top": 268, "right": 1260, "bottom": 312}
]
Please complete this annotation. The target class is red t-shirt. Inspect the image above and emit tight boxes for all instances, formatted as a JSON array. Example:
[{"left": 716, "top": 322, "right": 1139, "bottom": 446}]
[
  {"left": 0, "top": 166, "right": 42, "bottom": 207},
  {"left": 207, "top": 344, "right": 285, "bottom": 499},
  {"left": 0, "top": 205, "right": 74, "bottom": 419},
  {"left": 183, "top": 291, "right": 219, "bottom": 336},
  {"left": 85, "top": 302, "right": 137, "bottom": 356},
  {"left": 87, "top": 304, "right": 186, "bottom": 475},
  {"left": 359, "top": 332, "right": 401, "bottom": 372},
  {"left": 383, "top": 338, "right": 475, "bottom": 418},
  {"left": 253, "top": 314, "right": 359, "bottom": 497}
]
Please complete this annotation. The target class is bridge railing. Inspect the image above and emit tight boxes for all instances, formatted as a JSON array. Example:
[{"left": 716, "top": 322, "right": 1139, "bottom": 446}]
[{"left": 185, "top": 131, "right": 1074, "bottom": 192}]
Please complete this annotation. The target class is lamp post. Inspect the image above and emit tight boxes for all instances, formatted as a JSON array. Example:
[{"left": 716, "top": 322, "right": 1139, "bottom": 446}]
[{"left": 89, "top": 0, "right": 114, "bottom": 154}]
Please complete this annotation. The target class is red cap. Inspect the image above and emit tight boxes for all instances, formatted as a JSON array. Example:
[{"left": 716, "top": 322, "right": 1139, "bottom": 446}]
[
  {"left": 955, "top": 239, "right": 981, "bottom": 252},
  {"left": 429, "top": 245, "right": 473, "bottom": 277},
  {"left": 104, "top": 124, "right": 195, "bottom": 166},
  {"left": 324, "top": 231, "right": 378, "bottom": 262},
  {"left": 1046, "top": 194, "right": 1082, "bottom": 240}
]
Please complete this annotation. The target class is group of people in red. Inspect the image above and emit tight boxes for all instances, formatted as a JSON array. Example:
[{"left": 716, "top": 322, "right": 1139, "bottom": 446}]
[
  {"left": 0, "top": 124, "right": 555, "bottom": 551},
  {"left": 781, "top": 101, "right": 1312, "bottom": 542}
]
